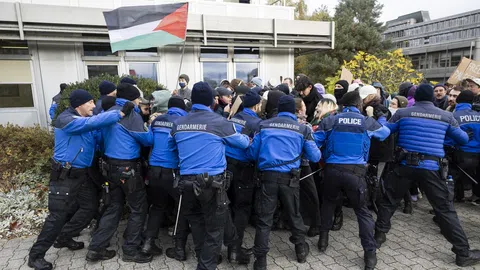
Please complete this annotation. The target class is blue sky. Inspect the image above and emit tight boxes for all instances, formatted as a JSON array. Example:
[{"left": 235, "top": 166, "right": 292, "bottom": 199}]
[{"left": 304, "top": 0, "right": 477, "bottom": 23}]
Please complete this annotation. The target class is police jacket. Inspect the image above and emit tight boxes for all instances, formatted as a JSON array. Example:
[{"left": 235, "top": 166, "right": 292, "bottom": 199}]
[
  {"left": 149, "top": 107, "right": 187, "bottom": 168},
  {"left": 102, "top": 98, "right": 153, "bottom": 160},
  {"left": 226, "top": 108, "right": 262, "bottom": 163},
  {"left": 53, "top": 107, "right": 122, "bottom": 168},
  {"left": 49, "top": 92, "right": 62, "bottom": 120},
  {"left": 314, "top": 107, "right": 390, "bottom": 165},
  {"left": 446, "top": 103, "right": 480, "bottom": 153},
  {"left": 387, "top": 101, "right": 468, "bottom": 170},
  {"left": 171, "top": 104, "right": 250, "bottom": 176},
  {"left": 247, "top": 112, "right": 321, "bottom": 173}
]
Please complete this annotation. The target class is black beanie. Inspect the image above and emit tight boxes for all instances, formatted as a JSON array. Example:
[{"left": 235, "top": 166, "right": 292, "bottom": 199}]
[
  {"left": 120, "top": 77, "right": 136, "bottom": 85},
  {"left": 414, "top": 84, "right": 434, "bottom": 102},
  {"left": 456, "top": 90, "right": 475, "bottom": 104},
  {"left": 335, "top": 80, "right": 349, "bottom": 91},
  {"left": 99, "top": 80, "right": 116, "bottom": 96},
  {"left": 101, "top": 96, "right": 117, "bottom": 111},
  {"left": 275, "top": 84, "right": 290, "bottom": 95},
  {"left": 191, "top": 82, "right": 213, "bottom": 106},
  {"left": 278, "top": 95, "right": 296, "bottom": 114},
  {"left": 398, "top": 82, "right": 413, "bottom": 97},
  {"left": 235, "top": 85, "right": 250, "bottom": 95},
  {"left": 60, "top": 83, "right": 68, "bottom": 93},
  {"left": 70, "top": 89, "right": 93, "bottom": 108},
  {"left": 168, "top": 96, "right": 187, "bottom": 110},
  {"left": 339, "top": 91, "right": 362, "bottom": 107},
  {"left": 242, "top": 90, "right": 261, "bottom": 108},
  {"left": 116, "top": 83, "right": 140, "bottom": 101}
]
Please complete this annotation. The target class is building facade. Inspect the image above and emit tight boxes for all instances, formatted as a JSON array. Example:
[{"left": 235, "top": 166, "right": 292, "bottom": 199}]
[
  {"left": 0, "top": 0, "right": 334, "bottom": 127},
  {"left": 384, "top": 10, "right": 480, "bottom": 83}
]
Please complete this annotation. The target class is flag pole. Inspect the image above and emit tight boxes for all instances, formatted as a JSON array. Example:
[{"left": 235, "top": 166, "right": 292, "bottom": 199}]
[{"left": 175, "top": 39, "right": 187, "bottom": 92}]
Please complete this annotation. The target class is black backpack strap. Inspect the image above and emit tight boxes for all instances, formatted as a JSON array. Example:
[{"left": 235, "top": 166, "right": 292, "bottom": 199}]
[{"left": 261, "top": 154, "right": 303, "bottom": 170}]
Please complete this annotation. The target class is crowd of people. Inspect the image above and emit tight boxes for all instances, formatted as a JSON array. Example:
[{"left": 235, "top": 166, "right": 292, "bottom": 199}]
[{"left": 28, "top": 74, "right": 480, "bottom": 270}]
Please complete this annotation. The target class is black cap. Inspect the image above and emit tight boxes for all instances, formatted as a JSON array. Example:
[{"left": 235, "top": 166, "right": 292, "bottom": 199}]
[
  {"left": 414, "top": 84, "right": 434, "bottom": 102},
  {"left": 242, "top": 90, "right": 261, "bottom": 108},
  {"left": 168, "top": 96, "right": 186, "bottom": 110},
  {"left": 69, "top": 89, "right": 93, "bottom": 108},
  {"left": 191, "top": 82, "right": 213, "bottom": 106},
  {"left": 117, "top": 83, "right": 140, "bottom": 101},
  {"left": 456, "top": 90, "right": 475, "bottom": 104},
  {"left": 278, "top": 95, "right": 296, "bottom": 114}
]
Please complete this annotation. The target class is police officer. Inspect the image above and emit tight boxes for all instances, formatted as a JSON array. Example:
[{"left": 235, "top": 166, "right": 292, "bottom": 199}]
[
  {"left": 170, "top": 82, "right": 250, "bottom": 270},
  {"left": 28, "top": 89, "right": 132, "bottom": 270},
  {"left": 225, "top": 89, "right": 262, "bottom": 264},
  {"left": 446, "top": 90, "right": 480, "bottom": 201},
  {"left": 375, "top": 84, "right": 480, "bottom": 267},
  {"left": 142, "top": 96, "right": 188, "bottom": 257},
  {"left": 48, "top": 83, "right": 67, "bottom": 120},
  {"left": 93, "top": 80, "right": 117, "bottom": 115},
  {"left": 88, "top": 83, "right": 153, "bottom": 263},
  {"left": 248, "top": 95, "right": 321, "bottom": 270},
  {"left": 314, "top": 91, "right": 390, "bottom": 270}
]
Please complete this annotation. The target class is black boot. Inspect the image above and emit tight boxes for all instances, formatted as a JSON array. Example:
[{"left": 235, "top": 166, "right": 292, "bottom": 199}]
[
  {"left": 53, "top": 237, "right": 84, "bottom": 250},
  {"left": 307, "top": 226, "right": 319, "bottom": 237},
  {"left": 331, "top": 211, "right": 343, "bottom": 231},
  {"left": 253, "top": 256, "right": 267, "bottom": 270},
  {"left": 374, "top": 230, "right": 386, "bottom": 248},
  {"left": 28, "top": 257, "right": 53, "bottom": 270},
  {"left": 165, "top": 238, "right": 187, "bottom": 261},
  {"left": 85, "top": 249, "right": 116, "bottom": 262},
  {"left": 122, "top": 251, "right": 153, "bottom": 263},
  {"left": 456, "top": 250, "right": 480, "bottom": 267},
  {"left": 318, "top": 231, "right": 329, "bottom": 252},
  {"left": 403, "top": 201, "right": 413, "bottom": 214},
  {"left": 228, "top": 244, "right": 251, "bottom": 264},
  {"left": 364, "top": 250, "right": 377, "bottom": 270},
  {"left": 141, "top": 237, "right": 163, "bottom": 256},
  {"left": 295, "top": 242, "right": 310, "bottom": 263}
]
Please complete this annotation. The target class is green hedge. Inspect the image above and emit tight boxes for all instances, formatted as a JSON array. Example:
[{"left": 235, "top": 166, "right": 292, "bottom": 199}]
[
  {"left": 57, "top": 74, "right": 166, "bottom": 117},
  {"left": 0, "top": 124, "right": 53, "bottom": 191}
]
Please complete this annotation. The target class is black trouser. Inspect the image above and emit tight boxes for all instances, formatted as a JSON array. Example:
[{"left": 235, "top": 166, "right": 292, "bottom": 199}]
[
  {"left": 144, "top": 166, "right": 189, "bottom": 241},
  {"left": 376, "top": 164, "right": 470, "bottom": 256},
  {"left": 320, "top": 164, "right": 376, "bottom": 251},
  {"left": 180, "top": 174, "right": 228, "bottom": 270},
  {"left": 30, "top": 168, "right": 97, "bottom": 260},
  {"left": 254, "top": 171, "right": 305, "bottom": 258},
  {"left": 89, "top": 159, "right": 148, "bottom": 255},
  {"left": 300, "top": 165, "right": 321, "bottom": 228},
  {"left": 453, "top": 151, "right": 480, "bottom": 200},
  {"left": 226, "top": 158, "right": 255, "bottom": 246},
  {"left": 312, "top": 163, "right": 342, "bottom": 219}
]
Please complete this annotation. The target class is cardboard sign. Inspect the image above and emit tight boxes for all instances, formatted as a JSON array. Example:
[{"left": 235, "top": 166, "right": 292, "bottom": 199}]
[
  {"left": 340, "top": 67, "right": 354, "bottom": 84},
  {"left": 447, "top": 57, "right": 480, "bottom": 85}
]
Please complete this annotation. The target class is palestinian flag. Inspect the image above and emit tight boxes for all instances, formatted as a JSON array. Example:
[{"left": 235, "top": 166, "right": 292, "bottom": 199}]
[{"left": 103, "top": 3, "right": 188, "bottom": 52}]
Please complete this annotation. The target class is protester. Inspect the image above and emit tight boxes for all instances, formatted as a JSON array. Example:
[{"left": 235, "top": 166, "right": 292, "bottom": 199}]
[
  {"left": 433, "top": 84, "right": 448, "bottom": 110},
  {"left": 446, "top": 86, "right": 463, "bottom": 112},
  {"left": 214, "top": 87, "right": 233, "bottom": 117},
  {"left": 283, "top": 77, "right": 294, "bottom": 92},
  {"left": 295, "top": 75, "right": 323, "bottom": 123},
  {"left": 388, "top": 95, "right": 408, "bottom": 115},
  {"left": 173, "top": 74, "right": 192, "bottom": 100},
  {"left": 372, "top": 82, "right": 389, "bottom": 108},
  {"left": 334, "top": 80, "right": 349, "bottom": 101}
]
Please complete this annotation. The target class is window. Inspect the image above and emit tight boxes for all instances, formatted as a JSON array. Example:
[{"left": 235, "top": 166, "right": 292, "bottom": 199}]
[
  {"left": 451, "top": 51, "right": 462, "bottom": 67},
  {"left": 439, "top": 53, "right": 450, "bottom": 68},
  {"left": 234, "top": 47, "right": 260, "bottom": 59},
  {"left": 430, "top": 53, "right": 440, "bottom": 69},
  {"left": 235, "top": 63, "right": 258, "bottom": 83},
  {"left": 83, "top": 43, "right": 117, "bottom": 56},
  {"left": 200, "top": 47, "right": 228, "bottom": 59},
  {"left": 128, "top": 63, "right": 157, "bottom": 81},
  {"left": 0, "top": 40, "right": 29, "bottom": 55},
  {"left": 87, "top": 65, "right": 118, "bottom": 78},
  {"left": 203, "top": 62, "right": 227, "bottom": 89},
  {"left": 0, "top": 84, "right": 34, "bottom": 108}
]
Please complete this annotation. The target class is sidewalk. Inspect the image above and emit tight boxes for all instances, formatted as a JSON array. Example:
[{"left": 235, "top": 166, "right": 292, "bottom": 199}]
[{"left": 1, "top": 198, "right": 479, "bottom": 269}]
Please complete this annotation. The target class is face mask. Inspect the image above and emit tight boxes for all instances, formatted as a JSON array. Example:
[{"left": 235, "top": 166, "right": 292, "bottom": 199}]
[
  {"left": 334, "top": 88, "right": 346, "bottom": 100},
  {"left": 179, "top": 82, "right": 186, "bottom": 89},
  {"left": 388, "top": 107, "right": 397, "bottom": 116}
]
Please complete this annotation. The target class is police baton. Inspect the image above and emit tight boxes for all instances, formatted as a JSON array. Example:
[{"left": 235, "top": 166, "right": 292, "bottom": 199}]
[
  {"left": 299, "top": 168, "right": 323, "bottom": 181},
  {"left": 173, "top": 194, "right": 182, "bottom": 237},
  {"left": 454, "top": 163, "right": 479, "bottom": 185}
]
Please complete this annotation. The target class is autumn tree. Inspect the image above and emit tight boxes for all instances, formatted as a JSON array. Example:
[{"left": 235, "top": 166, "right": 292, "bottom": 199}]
[{"left": 324, "top": 49, "right": 424, "bottom": 93}]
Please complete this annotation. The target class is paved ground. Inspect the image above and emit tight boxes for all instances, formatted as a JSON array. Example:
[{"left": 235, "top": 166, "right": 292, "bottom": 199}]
[{"left": 2, "top": 197, "right": 480, "bottom": 270}]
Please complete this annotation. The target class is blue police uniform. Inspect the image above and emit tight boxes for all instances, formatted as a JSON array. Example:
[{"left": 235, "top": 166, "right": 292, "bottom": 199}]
[
  {"left": 314, "top": 105, "right": 389, "bottom": 269},
  {"left": 48, "top": 92, "right": 62, "bottom": 120},
  {"left": 142, "top": 107, "right": 189, "bottom": 256},
  {"left": 171, "top": 103, "right": 249, "bottom": 270},
  {"left": 89, "top": 97, "right": 153, "bottom": 259},
  {"left": 29, "top": 107, "right": 122, "bottom": 264},
  {"left": 248, "top": 109, "right": 321, "bottom": 268},
  {"left": 375, "top": 93, "right": 480, "bottom": 267},
  {"left": 224, "top": 107, "right": 262, "bottom": 263},
  {"left": 448, "top": 103, "right": 480, "bottom": 201}
]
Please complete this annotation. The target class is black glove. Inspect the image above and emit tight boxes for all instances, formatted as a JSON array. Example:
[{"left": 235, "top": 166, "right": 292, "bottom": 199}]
[
  {"left": 466, "top": 129, "right": 475, "bottom": 140},
  {"left": 121, "top": 101, "right": 135, "bottom": 116}
]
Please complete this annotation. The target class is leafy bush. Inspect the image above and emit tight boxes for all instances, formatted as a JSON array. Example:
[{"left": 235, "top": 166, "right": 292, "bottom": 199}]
[
  {"left": 57, "top": 74, "right": 166, "bottom": 116},
  {"left": 0, "top": 124, "right": 53, "bottom": 191},
  {"left": 0, "top": 184, "right": 48, "bottom": 239}
]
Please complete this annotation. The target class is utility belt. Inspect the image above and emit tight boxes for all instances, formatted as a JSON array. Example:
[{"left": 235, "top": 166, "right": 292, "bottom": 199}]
[
  {"left": 50, "top": 158, "right": 87, "bottom": 181},
  {"left": 180, "top": 171, "right": 232, "bottom": 206},
  {"left": 226, "top": 157, "right": 254, "bottom": 168},
  {"left": 395, "top": 148, "right": 448, "bottom": 180},
  {"left": 259, "top": 168, "right": 301, "bottom": 188},
  {"left": 329, "top": 164, "right": 366, "bottom": 178},
  {"left": 99, "top": 156, "right": 143, "bottom": 193}
]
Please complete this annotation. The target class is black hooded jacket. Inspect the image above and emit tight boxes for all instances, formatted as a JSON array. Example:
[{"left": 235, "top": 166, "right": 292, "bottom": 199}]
[{"left": 302, "top": 88, "right": 323, "bottom": 123}]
